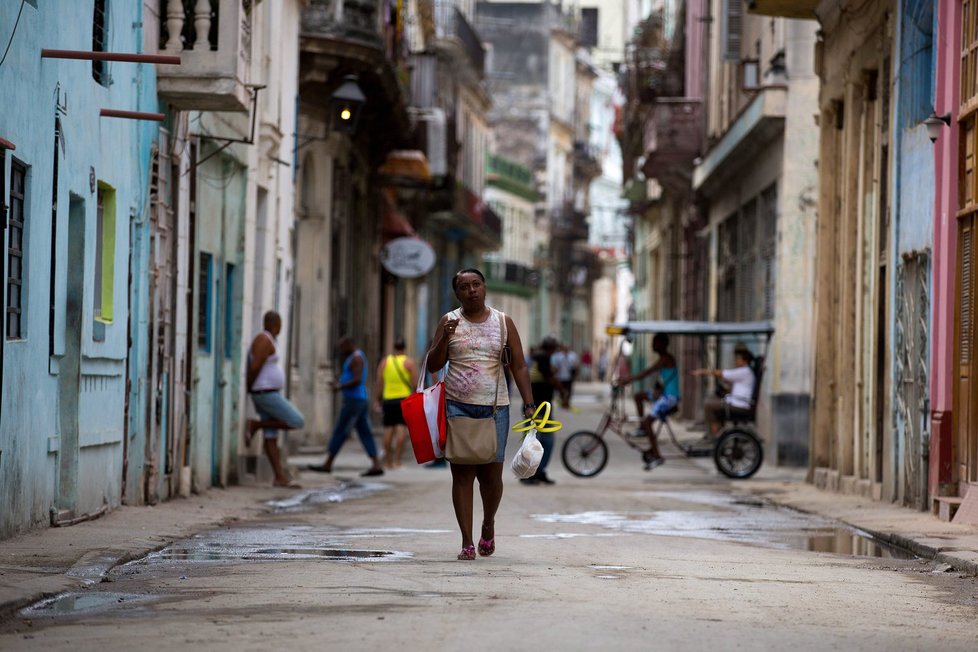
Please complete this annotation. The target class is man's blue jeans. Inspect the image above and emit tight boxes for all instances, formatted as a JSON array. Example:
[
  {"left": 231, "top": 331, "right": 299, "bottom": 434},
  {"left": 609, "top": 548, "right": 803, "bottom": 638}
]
[{"left": 328, "top": 398, "right": 378, "bottom": 458}]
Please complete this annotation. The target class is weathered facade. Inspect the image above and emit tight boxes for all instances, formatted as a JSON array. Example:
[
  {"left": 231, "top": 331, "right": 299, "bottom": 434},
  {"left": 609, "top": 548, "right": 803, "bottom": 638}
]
[
  {"left": 291, "top": 0, "right": 412, "bottom": 447},
  {"left": 478, "top": 0, "right": 597, "bottom": 351},
  {"left": 0, "top": 1, "right": 155, "bottom": 535},
  {"left": 692, "top": 1, "right": 819, "bottom": 465},
  {"left": 932, "top": 0, "right": 978, "bottom": 518},
  {"left": 483, "top": 154, "right": 541, "bottom": 333}
]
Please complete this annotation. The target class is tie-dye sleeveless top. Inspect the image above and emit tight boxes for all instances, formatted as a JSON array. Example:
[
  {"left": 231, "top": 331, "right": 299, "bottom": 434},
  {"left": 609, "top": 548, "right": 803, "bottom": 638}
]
[{"left": 444, "top": 308, "right": 509, "bottom": 406}]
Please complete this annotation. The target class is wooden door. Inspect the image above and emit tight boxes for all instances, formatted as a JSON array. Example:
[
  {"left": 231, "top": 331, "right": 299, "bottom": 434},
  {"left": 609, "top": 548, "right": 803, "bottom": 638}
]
[{"left": 954, "top": 215, "right": 977, "bottom": 484}]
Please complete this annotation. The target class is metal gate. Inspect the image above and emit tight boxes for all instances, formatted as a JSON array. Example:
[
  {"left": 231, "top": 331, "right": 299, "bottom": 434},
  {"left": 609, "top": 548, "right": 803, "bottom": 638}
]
[{"left": 894, "top": 252, "right": 930, "bottom": 510}]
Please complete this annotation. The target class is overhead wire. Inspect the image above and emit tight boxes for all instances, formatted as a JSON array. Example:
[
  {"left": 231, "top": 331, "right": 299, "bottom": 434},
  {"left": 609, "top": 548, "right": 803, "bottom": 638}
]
[{"left": 0, "top": 0, "right": 27, "bottom": 69}]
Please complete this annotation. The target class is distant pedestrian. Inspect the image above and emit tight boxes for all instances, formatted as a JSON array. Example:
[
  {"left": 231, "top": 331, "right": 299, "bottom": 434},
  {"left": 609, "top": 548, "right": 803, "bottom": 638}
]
[
  {"left": 581, "top": 349, "right": 593, "bottom": 380},
  {"left": 374, "top": 337, "right": 417, "bottom": 469},
  {"left": 597, "top": 347, "right": 609, "bottom": 382},
  {"left": 525, "top": 337, "right": 562, "bottom": 485},
  {"left": 246, "top": 311, "right": 305, "bottom": 489},
  {"left": 308, "top": 336, "right": 385, "bottom": 477},
  {"left": 551, "top": 343, "right": 579, "bottom": 408}
]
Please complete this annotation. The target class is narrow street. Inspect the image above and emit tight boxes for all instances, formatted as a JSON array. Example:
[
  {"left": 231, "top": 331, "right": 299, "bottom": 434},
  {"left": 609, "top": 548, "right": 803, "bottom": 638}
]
[{"left": 3, "top": 388, "right": 977, "bottom": 651}]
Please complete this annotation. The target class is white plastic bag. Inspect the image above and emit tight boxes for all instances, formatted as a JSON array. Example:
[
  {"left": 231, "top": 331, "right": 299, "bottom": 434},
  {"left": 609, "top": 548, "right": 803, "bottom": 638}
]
[{"left": 511, "top": 429, "right": 544, "bottom": 479}]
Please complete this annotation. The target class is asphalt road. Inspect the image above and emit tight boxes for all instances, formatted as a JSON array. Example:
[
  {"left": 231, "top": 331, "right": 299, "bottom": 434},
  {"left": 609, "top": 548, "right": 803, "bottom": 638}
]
[{"left": 3, "top": 394, "right": 978, "bottom": 651}]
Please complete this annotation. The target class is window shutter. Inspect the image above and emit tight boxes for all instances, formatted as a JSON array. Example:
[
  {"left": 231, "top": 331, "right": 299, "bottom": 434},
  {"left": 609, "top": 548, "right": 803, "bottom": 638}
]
[
  {"left": 962, "top": 223, "right": 974, "bottom": 364},
  {"left": 722, "top": 0, "right": 743, "bottom": 62}
]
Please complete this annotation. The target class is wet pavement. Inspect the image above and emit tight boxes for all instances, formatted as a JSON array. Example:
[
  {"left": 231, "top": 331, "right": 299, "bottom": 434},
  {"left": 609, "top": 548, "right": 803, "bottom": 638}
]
[
  {"left": 530, "top": 490, "right": 916, "bottom": 559},
  {"left": 4, "top": 397, "right": 978, "bottom": 650}
]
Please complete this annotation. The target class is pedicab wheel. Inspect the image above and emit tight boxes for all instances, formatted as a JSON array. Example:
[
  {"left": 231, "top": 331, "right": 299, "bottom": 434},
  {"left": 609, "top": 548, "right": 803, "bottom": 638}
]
[
  {"left": 714, "top": 429, "right": 763, "bottom": 479},
  {"left": 562, "top": 431, "right": 609, "bottom": 478}
]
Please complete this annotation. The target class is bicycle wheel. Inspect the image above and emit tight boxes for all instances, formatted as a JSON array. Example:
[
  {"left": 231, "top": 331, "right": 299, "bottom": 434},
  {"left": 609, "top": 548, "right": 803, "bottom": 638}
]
[
  {"left": 561, "top": 431, "right": 609, "bottom": 478},
  {"left": 714, "top": 428, "right": 763, "bottom": 479}
]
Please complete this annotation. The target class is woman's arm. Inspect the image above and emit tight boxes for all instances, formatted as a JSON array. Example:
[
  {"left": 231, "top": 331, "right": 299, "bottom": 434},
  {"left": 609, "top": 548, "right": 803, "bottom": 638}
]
[
  {"left": 505, "top": 316, "right": 536, "bottom": 417},
  {"left": 374, "top": 358, "right": 387, "bottom": 405},
  {"left": 405, "top": 357, "right": 419, "bottom": 389}
]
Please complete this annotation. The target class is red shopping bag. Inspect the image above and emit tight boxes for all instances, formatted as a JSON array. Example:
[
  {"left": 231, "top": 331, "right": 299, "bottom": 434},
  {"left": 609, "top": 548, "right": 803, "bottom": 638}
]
[{"left": 401, "top": 357, "right": 447, "bottom": 464}]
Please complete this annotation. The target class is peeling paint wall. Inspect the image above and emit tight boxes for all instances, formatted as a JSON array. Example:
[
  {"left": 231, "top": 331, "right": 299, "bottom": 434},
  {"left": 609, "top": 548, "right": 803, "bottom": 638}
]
[{"left": 0, "top": 1, "right": 153, "bottom": 537}]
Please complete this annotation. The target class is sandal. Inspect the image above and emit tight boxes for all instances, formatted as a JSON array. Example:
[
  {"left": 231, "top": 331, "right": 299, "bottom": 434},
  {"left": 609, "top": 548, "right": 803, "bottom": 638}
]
[
  {"left": 478, "top": 537, "right": 495, "bottom": 557},
  {"left": 457, "top": 545, "right": 476, "bottom": 561}
]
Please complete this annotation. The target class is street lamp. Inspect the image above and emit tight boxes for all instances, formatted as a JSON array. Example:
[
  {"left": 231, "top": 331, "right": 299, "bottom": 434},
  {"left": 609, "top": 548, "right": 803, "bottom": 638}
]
[
  {"left": 330, "top": 75, "right": 366, "bottom": 134},
  {"left": 924, "top": 112, "right": 952, "bottom": 143}
]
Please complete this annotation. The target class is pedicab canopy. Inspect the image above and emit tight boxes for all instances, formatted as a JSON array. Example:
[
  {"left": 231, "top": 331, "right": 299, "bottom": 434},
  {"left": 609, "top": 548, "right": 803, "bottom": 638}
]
[{"left": 606, "top": 320, "right": 775, "bottom": 337}]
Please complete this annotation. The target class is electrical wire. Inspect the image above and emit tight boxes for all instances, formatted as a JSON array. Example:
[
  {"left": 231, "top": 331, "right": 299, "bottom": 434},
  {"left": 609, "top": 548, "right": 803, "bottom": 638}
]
[{"left": 0, "top": 0, "right": 27, "bottom": 69}]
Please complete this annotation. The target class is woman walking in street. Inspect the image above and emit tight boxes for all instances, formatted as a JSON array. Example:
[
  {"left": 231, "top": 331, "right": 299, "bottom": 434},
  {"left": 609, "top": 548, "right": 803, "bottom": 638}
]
[
  {"left": 374, "top": 337, "right": 418, "bottom": 468},
  {"left": 426, "top": 268, "right": 535, "bottom": 560}
]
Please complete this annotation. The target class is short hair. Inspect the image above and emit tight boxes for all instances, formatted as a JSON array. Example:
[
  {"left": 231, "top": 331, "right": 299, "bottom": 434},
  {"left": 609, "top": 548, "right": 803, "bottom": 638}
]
[
  {"left": 263, "top": 311, "right": 281, "bottom": 330},
  {"left": 394, "top": 337, "right": 406, "bottom": 351},
  {"left": 734, "top": 347, "right": 754, "bottom": 363},
  {"left": 452, "top": 268, "right": 486, "bottom": 292},
  {"left": 652, "top": 333, "right": 670, "bottom": 348}
]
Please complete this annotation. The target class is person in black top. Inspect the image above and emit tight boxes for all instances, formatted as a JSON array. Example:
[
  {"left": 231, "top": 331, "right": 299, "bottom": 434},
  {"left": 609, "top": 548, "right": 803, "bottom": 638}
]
[{"left": 524, "top": 337, "right": 563, "bottom": 485}]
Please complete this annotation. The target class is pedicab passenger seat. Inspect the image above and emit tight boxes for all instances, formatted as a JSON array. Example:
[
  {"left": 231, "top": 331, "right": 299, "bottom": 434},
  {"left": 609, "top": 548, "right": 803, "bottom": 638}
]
[{"left": 727, "top": 356, "right": 765, "bottom": 426}]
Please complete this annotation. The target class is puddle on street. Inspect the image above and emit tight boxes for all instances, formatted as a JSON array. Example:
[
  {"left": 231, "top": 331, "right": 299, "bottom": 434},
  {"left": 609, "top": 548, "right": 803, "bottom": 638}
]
[
  {"left": 265, "top": 481, "right": 391, "bottom": 512},
  {"left": 123, "top": 523, "right": 413, "bottom": 568},
  {"left": 531, "top": 490, "right": 915, "bottom": 560},
  {"left": 21, "top": 592, "right": 158, "bottom": 618}
]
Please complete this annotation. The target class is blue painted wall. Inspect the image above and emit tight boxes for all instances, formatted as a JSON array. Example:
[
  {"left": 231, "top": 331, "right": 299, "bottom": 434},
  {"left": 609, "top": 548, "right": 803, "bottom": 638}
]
[
  {"left": 0, "top": 1, "right": 155, "bottom": 536},
  {"left": 888, "top": 0, "right": 936, "bottom": 502}
]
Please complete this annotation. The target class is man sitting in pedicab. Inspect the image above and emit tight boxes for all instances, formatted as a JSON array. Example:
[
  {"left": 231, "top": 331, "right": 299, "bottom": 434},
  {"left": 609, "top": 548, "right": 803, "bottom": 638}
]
[
  {"left": 691, "top": 344, "right": 757, "bottom": 442},
  {"left": 615, "top": 333, "right": 679, "bottom": 470}
]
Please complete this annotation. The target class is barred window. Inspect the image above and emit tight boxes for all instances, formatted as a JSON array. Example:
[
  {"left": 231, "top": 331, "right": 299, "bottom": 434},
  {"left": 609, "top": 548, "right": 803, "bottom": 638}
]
[
  {"left": 93, "top": 0, "right": 108, "bottom": 85},
  {"left": 6, "top": 160, "right": 27, "bottom": 340}
]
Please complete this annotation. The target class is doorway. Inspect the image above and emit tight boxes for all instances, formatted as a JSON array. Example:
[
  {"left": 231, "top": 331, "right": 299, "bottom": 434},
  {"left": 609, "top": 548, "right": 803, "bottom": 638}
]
[{"left": 57, "top": 195, "right": 86, "bottom": 517}]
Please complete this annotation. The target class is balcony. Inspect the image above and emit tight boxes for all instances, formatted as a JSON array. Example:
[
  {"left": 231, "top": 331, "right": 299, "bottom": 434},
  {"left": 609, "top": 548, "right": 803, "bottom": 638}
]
[
  {"left": 157, "top": 0, "right": 252, "bottom": 112},
  {"left": 300, "top": 0, "right": 410, "bottom": 156},
  {"left": 747, "top": 0, "right": 819, "bottom": 19},
  {"left": 302, "top": 0, "right": 383, "bottom": 49},
  {"left": 428, "top": 182, "right": 502, "bottom": 249},
  {"left": 433, "top": 0, "right": 485, "bottom": 77},
  {"left": 641, "top": 100, "right": 703, "bottom": 183},
  {"left": 483, "top": 260, "right": 540, "bottom": 297},
  {"left": 551, "top": 207, "right": 589, "bottom": 241},
  {"left": 572, "top": 141, "right": 602, "bottom": 181}
]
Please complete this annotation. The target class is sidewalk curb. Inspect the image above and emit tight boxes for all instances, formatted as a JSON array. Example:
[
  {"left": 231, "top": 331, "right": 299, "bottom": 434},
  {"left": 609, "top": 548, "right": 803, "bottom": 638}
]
[
  {"left": 0, "top": 500, "right": 280, "bottom": 621},
  {"left": 756, "top": 493, "right": 978, "bottom": 576}
]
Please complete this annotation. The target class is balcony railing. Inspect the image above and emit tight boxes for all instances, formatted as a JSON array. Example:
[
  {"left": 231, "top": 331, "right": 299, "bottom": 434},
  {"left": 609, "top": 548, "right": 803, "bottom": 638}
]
[
  {"left": 483, "top": 260, "right": 540, "bottom": 288},
  {"left": 573, "top": 140, "right": 602, "bottom": 180},
  {"left": 551, "top": 207, "right": 589, "bottom": 241},
  {"left": 157, "top": 0, "right": 252, "bottom": 111},
  {"left": 642, "top": 100, "right": 703, "bottom": 180},
  {"left": 434, "top": 0, "right": 485, "bottom": 76},
  {"left": 302, "top": 0, "right": 383, "bottom": 47}
]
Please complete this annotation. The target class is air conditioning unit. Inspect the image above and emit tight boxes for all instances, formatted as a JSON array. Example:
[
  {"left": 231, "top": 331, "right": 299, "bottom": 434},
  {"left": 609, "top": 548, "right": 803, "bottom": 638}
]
[{"left": 422, "top": 108, "right": 447, "bottom": 177}]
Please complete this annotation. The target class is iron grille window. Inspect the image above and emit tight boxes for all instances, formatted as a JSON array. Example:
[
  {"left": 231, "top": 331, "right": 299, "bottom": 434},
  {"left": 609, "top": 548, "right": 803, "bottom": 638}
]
[
  {"left": 92, "top": 0, "right": 108, "bottom": 85},
  {"left": 224, "top": 263, "right": 235, "bottom": 359},
  {"left": 579, "top": 8, "right": 599, "bottom": 49},
  {"left": 6, "top": 160, "right": 27, "bottom": 340},
  {"left": 198, "top": 252, "right": 213, "bottom": 352}
]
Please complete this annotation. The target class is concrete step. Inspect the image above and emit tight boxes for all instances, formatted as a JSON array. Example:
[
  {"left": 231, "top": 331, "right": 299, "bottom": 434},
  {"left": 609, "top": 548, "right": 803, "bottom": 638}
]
[{"left": 935, "top": 496, "right": 964, "bottom": 522}]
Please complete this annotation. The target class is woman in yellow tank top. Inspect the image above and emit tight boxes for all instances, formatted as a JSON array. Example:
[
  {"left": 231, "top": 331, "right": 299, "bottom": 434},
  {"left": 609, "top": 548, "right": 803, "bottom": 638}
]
[{"left": 374, "top": 337, "right": 418, "bottom": 468}]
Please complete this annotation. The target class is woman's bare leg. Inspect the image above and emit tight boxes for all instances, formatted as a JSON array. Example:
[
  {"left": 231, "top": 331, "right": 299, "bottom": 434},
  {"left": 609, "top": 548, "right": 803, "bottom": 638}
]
[
  {"left": 383, "top": 426, "right": 395, "bottom": 468},
  {"left": 450, "top": 463, "right": 479, "bottom": 548},
  {"left": 476, "top": 462, "right": 504, "bottom": 541},
  {"left": 393, "top": 425, "right": 407, "bottom": 467}
]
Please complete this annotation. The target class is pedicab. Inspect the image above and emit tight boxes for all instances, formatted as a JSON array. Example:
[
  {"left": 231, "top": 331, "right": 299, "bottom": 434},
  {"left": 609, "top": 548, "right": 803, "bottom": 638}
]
[{"left": 560, "top": 320, "right": 774, "bottom": 480}]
